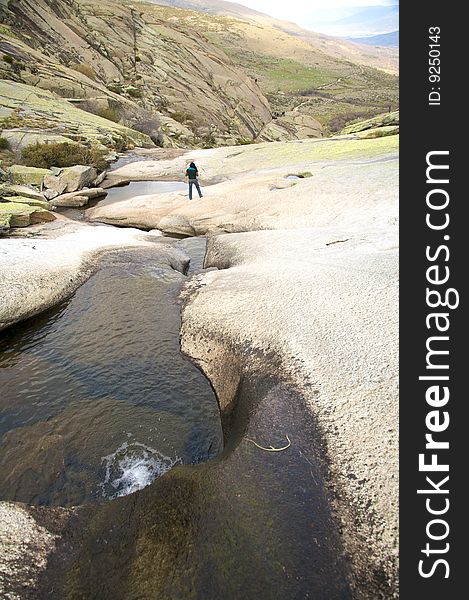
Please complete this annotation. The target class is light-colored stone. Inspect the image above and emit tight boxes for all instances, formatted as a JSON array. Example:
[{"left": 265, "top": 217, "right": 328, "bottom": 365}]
[
  {"left": 0, "top": 502, "right": 59, "bottom": 599},
  {"left": 5, "top": 185, "right": 45, "bottom": 201},
  {"left": 0, "top": 202, "right": 55, "bottom": 228},
  {"left": 52, "top": 188, "right": 107, "bottom": 207},
  {"left": 101, "top": 177, "right": 131, "bottom": 189},
  {"left": 54, "top": 195, "right": 89, "bottom": 208},
  {"left": 44, "top": 189, "right": 60, "bottom": 201},
  {"left": 89, "top": 135, "right": 398, "bottom": 236},
  {"left": 180, "top": 225, "right": 398, "bottom": 595},
  {"left": 93, "top": 171, "right": 107, "bottom": 187},
  {"left": 257, "top": 111, "right": 323, "bottom": 142},
  {"left": 43, "top": 165, "right": 98, "bottom": 194}
]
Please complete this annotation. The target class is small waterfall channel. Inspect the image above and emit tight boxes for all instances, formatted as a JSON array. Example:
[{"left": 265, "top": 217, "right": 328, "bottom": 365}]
[{"left": 0, "top": 239, "right": 222, "bottom": 506}]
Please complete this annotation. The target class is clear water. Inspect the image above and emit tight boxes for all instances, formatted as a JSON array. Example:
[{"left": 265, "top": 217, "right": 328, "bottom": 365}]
[
  {"left": 0, "top": 244, "right": 222, "bottom": 506},
  {"left": 97, "top": 180, "right": 186, "bottom": 207}
]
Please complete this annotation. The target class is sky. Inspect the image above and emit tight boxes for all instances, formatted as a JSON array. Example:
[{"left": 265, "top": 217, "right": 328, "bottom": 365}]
[{"left": 236, "top": 0, "right": 399, "bottom": 37}]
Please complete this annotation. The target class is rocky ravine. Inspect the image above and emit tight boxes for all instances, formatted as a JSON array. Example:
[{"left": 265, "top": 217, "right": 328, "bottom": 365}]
[
  {"left": 0, "top": 0, "right": 273, "bottom": 148},
  {"left": 0, "top": 133, "right": 398, "bottom": 598}
]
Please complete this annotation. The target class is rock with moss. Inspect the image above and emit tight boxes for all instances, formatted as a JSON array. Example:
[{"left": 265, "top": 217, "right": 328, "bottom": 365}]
[
  {"left": 341, "top": 111, "right": 399, "bottom": 135},
  {"left": 0, "top": 81, "right": 154, "bottom": 151},
  {"left": 43, "top": 166, "right": 98, "bottom": 194},
  {"left": 357, "top": 125, "right": 399, "bottom": 139},
  {"left": 0, "top": 201, "right": 55, "bottom": 229},
  {"left": 7, "top": 165, "right": 52, "bottom": 186},
  {"left": 2, "top": 196, "right": 52, "bottom": 210},
  {"left": 257, "top": 112, "right": 323, "bottom": 142},
  {"left": 52, "top": 188, "right": 107, "bottom": 207},
  {"left": 0, "top": 130, "right": 73, "bottom": 153},
  {"left": 2, "top": 184, "right": 45, "bottom": 201},
  {"left": 0, "top": 214, "right": 11, "bottom": 235}
]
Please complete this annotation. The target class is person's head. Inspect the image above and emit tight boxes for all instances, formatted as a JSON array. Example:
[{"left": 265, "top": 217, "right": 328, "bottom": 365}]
[{"left": 189, "top": 162, "right": 197, "bottom": 169}]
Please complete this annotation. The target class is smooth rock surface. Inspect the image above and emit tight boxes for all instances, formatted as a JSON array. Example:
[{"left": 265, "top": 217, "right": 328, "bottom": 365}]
[
  {"left": 180, "top": 228, "right": 398, "bottom": 594},
  {"left": 89, "top": 136, "right": 398, "bottom": 236}
]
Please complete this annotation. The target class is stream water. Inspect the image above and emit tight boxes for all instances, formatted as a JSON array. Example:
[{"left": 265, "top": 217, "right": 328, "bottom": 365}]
[
  {"left": 97, "top": 180, "right": 186, "bottom": 207},
  {"left": 0, "top": 240, "right": 222, "bottom": 506}
]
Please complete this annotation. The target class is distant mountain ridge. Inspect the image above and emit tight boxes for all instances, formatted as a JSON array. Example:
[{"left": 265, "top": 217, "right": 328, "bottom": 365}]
[
  {"left": 348, "top": 31, "right": 399, "bottom": 48},
  {"left": 145, "top": 0, "right": 399, "bottom": 74},
  {"left": 303, "top": 4, "right": 399, "bottom": 38}
]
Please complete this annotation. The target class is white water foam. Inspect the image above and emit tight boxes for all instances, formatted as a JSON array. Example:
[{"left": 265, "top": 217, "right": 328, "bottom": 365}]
[{"left": 100, "top": 441, "right": 180, "bottom": 499}]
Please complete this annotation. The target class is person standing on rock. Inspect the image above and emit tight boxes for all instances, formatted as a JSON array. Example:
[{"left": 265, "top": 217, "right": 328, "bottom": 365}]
[{"left": 186, "top": 162, "right": 203, "bottom": 200}]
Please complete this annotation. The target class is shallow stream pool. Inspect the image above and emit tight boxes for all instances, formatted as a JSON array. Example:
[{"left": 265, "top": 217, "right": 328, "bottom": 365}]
[{"left": 0, "top": 241, "right": 222, "bottom": 506}]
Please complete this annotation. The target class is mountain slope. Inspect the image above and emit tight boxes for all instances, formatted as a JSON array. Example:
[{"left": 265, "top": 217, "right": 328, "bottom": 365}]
[
  {"left": 138, "top": 0, "right": 398, "bottom": 131},
  {"left": 0, "top": 0, "right": 272, "bottom": 148},
  {"left": 0, "top": 0, "right": 398, "bottom": 150},
  {"left": 149, "top": 0, "right": 399, "bottom": 75}
]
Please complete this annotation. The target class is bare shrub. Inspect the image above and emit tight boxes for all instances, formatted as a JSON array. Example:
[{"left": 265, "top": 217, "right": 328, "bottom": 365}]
[{"left": 22, "top": 142, "right": 109, "bottom": 170}]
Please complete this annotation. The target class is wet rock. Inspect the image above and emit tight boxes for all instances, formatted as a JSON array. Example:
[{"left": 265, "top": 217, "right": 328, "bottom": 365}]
[
  {"left": 43, "top": 166, "right": 98, "bottom": 194},
  {"left": 0, "top": 224, "right": 187, "bottom": 330}
]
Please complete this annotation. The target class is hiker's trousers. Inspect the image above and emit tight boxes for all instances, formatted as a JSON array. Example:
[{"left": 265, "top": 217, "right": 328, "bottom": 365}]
[{"left": 189, "top": 179, "right": 202, "bottom": 200}]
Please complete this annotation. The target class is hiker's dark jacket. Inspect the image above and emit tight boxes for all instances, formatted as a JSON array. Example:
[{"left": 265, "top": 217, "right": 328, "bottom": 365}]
[{"left": 186, "top": 167, "right": 198, "bottom": 180}]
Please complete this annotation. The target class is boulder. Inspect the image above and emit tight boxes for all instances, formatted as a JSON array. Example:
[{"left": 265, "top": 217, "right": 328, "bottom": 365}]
[
  {"left": 101, "top": 177, "right": 130, "bottom": 189},
  {"left": 43, "top": 174, "right": 67, "bottom": 195},
  {"left": 0, "top": 214, "right": 11, "bottom": 235},
  {"left": 5, "top": 185, "right": 45, "bottom": 201},
  {"left": 44, "top": 189, "right": 60, "bottom": 201},
  {"left": 43, "top": 165, "right": 98, "bottom": 194},
  {"left": 0, "top": 130, "right": 72, "bottom": 153},
  {"left": 52, "top": 187, "right": 107, "bottom": 207},
  {"left": 0, "top": 201, "right": 55, "bottom": 228},
  {"left": 7, "top": 165, "right": 52, "bottom": 186},
  {"left": 93, "top": 171, "right": 107, "bottom": 187},
  {"left": 53, "top": 195, "right": 89, "bottom": 208},
  {"left": 2, "top": 196, "right": 52, "bottom": 210}
]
